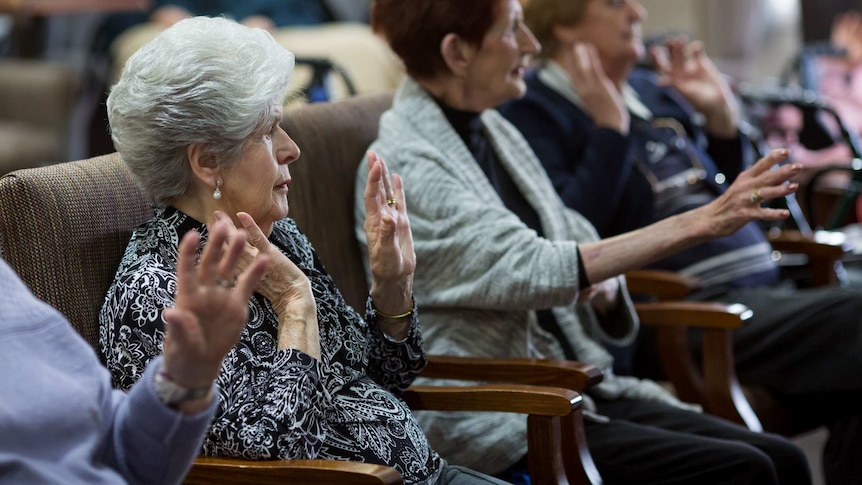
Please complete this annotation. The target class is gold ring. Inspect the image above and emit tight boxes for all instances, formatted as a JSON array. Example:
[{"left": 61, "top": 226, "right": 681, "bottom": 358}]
[
  {"left": 386, "top": 198, "right": 396, "bottom": 207},
  {"left": 749, "top": 190, "right": 761, "bottom": 204},
  {"left": 217, "top": 278, "right": 233, "bottom": 288}
]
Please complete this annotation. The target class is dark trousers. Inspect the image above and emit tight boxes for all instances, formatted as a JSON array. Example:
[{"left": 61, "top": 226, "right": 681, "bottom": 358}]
[
  {"left": 632, "top": 283, "right": 862, "bottom": 484},
  {"left": 586, "top": 398, "right": 811, "bottom": 485},
  {"left": 716, "top": 285, "right": 862, "bottom": 485},
  {"left": 440, "top": 465, "right": 513, "bottom": 485}
]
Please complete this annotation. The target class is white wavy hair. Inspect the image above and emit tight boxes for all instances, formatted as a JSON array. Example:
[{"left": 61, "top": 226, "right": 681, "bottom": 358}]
[{"left": 107, "top": 16, "right": 295, "bottom": 206}]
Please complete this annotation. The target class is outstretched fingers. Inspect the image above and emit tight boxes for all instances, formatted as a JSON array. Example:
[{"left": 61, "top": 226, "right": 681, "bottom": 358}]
[
  {"left": 364, "top": 151, "right": 387, "bottom": 213},
  {"left": 175, "top": 229, "right": 204, "bottom": 299},
  {"left": 236, "top": 212, "right": 271, "bottom": 252},
  {"left": 392, "top": 172, "right": 408, "bottom": 215},
  {"left": 747, "top": 149, "right": 802, "bottom": 221},
  {"left": 747, "top": 148, "right": 792, "bottom": 177}
]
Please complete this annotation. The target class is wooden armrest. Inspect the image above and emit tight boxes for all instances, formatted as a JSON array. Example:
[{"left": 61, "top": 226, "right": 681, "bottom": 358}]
[
  {"left": 403, "top": 384, "right": 581, "bottom": 415},
  {"left": 768, "top": 229, "right": 851, "bottom": 286},
  {"left": 635, "top": 301, "right": 762, "bottom": 432},
  {"left": 185, "top": 457, "right": 403, "bottom": 485},
  {"left": 404, "top": 384, "right": 602, "bottom": 484},
  {"left": 423, "top": 355, "right": 603, "bottom": 391},
  {"left": 625, "top": 269, "right": 701, "bottom": 300},
  {"left": 767, "top": 229, "right": 852, "bottom": 258},
  {"left": 634, "top": 301, "right": 752, "bottom": 329}
]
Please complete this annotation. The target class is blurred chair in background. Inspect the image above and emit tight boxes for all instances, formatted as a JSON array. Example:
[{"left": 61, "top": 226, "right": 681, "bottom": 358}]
[{"left": 0, "top": 59, "right": 77, "bottom": 174}]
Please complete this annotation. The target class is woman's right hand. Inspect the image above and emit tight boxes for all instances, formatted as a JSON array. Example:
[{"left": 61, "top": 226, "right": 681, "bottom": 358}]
[
  {"left": 563, "top": 43, "right": 630, "bottom": 134},
  {"left": 213, "top": 211, "right": 320, "bottom": 356}
]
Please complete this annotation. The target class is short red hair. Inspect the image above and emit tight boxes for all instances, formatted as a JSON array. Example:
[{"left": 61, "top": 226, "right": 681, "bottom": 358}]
[{"left": 372, "top": 0, "right": 503, "bottom": 80}]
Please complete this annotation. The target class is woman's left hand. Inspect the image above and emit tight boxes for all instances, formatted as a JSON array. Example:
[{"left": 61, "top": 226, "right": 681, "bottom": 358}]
[
  {"left": 697, "top": 148, "right": 801, "bottom": 237},
  {"left": 650, "top": 38, "right": 740, "bottom": 138},
  {"left": 362, "top": 151, "right": 415, "bottom": 317}
]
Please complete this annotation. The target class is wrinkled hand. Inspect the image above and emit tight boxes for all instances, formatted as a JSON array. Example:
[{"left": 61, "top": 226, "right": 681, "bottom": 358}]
[
  {"left": 578, "top": 277, "right": 620, "bottom": 316},
  {"left": 832, "top": 11, "right": 862, "bottom": 66},
  {"left": 650, "top": 38, "right": 739, "bottom": 138},
  {"left": 563, "top": 43, "right": 630, "bottom": 134},
  {"left": 363, "top": 151, "right": 415, "bottom": 316},
  {"left": 211, "top": 211, "right": 313, "bottom": 318},
  {"left": 161, "top": 219, "right": 269, "bottom": 397},
  {"left": 700, "top": 149, "right": 801, "bottom": 237},
  {"left": 213, "top": 211, "right": 319, "bottom": 356}
]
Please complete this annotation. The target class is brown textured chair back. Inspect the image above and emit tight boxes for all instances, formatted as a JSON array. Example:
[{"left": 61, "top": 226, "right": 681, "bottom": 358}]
[
  {"left": 284, "top": 93, "right": 394, "bottom": 311},
  {"left": 0, "top": 153, "right": 152, "bottom": 347}
]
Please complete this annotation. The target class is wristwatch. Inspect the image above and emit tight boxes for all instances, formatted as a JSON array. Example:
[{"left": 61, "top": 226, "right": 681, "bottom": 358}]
[{"left": 153, "top": 369, "right": 212, "bottom": 408}]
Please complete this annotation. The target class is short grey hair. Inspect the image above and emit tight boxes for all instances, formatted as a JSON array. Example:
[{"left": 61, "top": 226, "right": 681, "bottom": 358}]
[{"left": 107, "top": 16, "right": 295, "bottom": 206}]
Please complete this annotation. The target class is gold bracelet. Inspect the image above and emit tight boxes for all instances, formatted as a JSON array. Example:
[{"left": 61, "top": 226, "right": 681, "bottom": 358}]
[{"left": 373, "top": 296, "right": 415, "bottom": 319}]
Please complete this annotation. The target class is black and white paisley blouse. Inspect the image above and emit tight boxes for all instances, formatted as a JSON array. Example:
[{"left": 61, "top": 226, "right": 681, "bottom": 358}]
[{"left": 99, "top": 206, "right": 443, "bottom": 484}]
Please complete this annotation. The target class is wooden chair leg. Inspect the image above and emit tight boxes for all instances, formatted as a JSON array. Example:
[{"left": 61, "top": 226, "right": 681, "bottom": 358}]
[
  {"left": 701, "top": 329, "right": 763, "bottom": 432},
  {"left": 527, "top": 409, "right": 603, "bottom": 485},
  {"left": 656, "top": 326, "right": 763, "bottom": 432}
]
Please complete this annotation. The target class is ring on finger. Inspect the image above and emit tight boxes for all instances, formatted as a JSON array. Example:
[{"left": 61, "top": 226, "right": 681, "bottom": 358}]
[
  {"left": 386, "top": 197, "right": 397, "bottom": 207},
  {"left": 749, "top": 189, "right": 762, "bottom": 204},
  {"left": 217, "top": 278, "right": 234, "bottom": 288}
]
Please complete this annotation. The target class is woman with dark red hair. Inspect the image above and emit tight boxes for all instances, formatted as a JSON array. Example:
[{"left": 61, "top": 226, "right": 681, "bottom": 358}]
[{"left": 355, "top": 0, "right": 810, "bottom": 484}]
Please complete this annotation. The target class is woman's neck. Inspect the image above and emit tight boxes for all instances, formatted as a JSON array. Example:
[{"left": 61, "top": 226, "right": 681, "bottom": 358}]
[
  {"left": 419, "top": 75, "right": 489, "bottom": 113},
  {"left": 170, "top": 178, "right": 222, "bottom": 225}
]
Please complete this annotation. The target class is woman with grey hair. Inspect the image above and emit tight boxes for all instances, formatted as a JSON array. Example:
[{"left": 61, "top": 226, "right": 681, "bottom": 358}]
[{"left": 99, "top": 16, "right": 506, "bottom": 485}]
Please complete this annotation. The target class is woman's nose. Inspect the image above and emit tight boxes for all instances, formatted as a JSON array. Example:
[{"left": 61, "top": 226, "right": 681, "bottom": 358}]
[
  {"left": 629, "top": 0, "right": 647, "bottom": 22},
  {"left": 277, "top": 127, "right": 301, "bottom": 164},
  {"left": 519, "top": 23, "right": 541, "bottom": 56}
]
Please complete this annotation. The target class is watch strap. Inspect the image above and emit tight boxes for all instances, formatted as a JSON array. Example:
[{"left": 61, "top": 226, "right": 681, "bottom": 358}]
[{"left": 153, "top": 369, "right": 212, "bottom": 407}]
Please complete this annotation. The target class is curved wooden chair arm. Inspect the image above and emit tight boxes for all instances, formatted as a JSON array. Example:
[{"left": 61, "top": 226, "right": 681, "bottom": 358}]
[
  {"left": 634, "top": 301, "right": 762, "bottom": 432},
  {"left": 767, "top": 229, "right": 852, "bottom": 258},
  {"left": 633, "top": 301, "right": 752, "bottom": 329},
  {"left": 185, "top": 457, "right": 403, "bottom": 485},
  {"left": 624, "top": 269, "right": 701, "bottom": 300},
  {"left": 768, "top": 229, "right": 851, "bottom": 286},
  {"left": 403, "top": 384, "right": 581, "bottom": 415},
  {"left": 405, "top": 383, "right": 601, "bottom": 485},
  {"left": 424, "top": 355, "right": 603, "bottom": 391}
]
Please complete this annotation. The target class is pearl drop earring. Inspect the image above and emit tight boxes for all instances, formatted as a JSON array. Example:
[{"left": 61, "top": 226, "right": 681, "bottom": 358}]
[{"left": 213, "top": 179, "right": 222, "bottom": 200}]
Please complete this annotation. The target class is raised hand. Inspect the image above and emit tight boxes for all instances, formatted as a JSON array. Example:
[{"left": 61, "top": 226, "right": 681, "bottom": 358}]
[
  {"left": 362, "top": 151, "right": 415, "bottom": 325},
  {"left": 160, "top": 219, "right": 269, "bottom": 412},
  {"left": 701, "top": 149, "right": 801, "bottom": 237},
  {"left": 563, "top": 43, "right": 630, "bottom": 134},
  {"left": 650, "top": 37, "right": 739, "bottom": 138}
]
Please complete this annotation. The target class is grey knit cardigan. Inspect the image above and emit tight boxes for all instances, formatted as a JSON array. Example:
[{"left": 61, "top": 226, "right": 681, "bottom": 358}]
[{"left": 354, "top": 78, "right": 693, "bottom": 475}]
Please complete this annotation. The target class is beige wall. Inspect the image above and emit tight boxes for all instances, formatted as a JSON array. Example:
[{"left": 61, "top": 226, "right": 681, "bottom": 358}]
[{"left": 642, "top": 0, "right": 801, "bottom": 85}]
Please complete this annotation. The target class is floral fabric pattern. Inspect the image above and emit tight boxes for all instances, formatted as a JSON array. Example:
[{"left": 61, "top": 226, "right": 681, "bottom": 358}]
[{"left": 99, "top": 206, "right": 441, "bottom": 484}]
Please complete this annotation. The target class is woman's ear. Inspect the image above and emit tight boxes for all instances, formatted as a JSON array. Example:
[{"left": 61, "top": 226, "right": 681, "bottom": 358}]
[
  {"left": 187, "top": 143, "right": 219, "bottom": 188},
  {"left": 440, "top": 32, "right": 475, "bottom": 79}
]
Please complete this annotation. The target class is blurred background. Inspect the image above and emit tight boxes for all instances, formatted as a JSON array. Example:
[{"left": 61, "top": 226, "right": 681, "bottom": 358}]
[{"left": 0, "top": 0, "right": 848, "bottom": 169}]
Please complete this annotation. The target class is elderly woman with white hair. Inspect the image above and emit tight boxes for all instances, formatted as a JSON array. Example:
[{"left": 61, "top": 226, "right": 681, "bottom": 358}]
[{"left": 98, "top": 16, "right": 507, "bottom": 485}]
